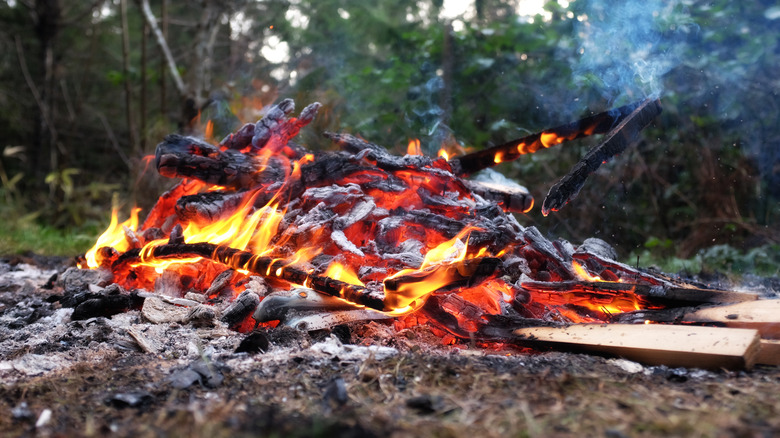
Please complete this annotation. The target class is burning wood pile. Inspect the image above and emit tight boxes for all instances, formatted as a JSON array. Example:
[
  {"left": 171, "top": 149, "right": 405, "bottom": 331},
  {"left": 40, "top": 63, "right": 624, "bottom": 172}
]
[{"left": 77, "top": 98, "right": 777, "bottom": 370}]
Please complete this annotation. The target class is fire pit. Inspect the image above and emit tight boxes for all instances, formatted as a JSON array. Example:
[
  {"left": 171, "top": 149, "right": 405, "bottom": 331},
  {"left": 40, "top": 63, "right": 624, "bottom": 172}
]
[{"left": 70, "top": 98, "right": 777, "bottom": 369}]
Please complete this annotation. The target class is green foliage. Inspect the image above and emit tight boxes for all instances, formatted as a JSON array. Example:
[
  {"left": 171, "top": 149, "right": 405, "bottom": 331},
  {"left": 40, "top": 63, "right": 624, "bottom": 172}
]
[
  {"left": 629, "top": 243, "right": 780, "bottom": 278},
  {"left": 0, "top": 0, "right": 776, "bottom": 263}
]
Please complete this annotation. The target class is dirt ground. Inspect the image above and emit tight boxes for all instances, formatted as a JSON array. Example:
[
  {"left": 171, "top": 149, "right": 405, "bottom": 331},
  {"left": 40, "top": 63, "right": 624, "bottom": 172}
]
[{"left": 1, "top": 256, "right": 779, "bottom": 438}]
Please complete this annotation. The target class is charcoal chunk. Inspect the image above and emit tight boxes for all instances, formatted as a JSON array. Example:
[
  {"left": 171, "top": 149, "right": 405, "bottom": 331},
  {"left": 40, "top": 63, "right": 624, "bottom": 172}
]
[{"left": 235, "top": 330, "right": 270, "bottom": 354}]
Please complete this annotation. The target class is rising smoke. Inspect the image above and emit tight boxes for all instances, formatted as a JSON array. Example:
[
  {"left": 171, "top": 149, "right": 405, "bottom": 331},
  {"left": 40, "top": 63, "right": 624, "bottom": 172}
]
[{"left": 570, "top": 0, "right": 693, "bottom": 104}]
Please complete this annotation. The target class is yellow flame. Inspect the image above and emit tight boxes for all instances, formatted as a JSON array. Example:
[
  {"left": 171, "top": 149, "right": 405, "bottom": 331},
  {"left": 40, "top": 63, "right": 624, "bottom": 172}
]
[
  {"left": 494, "top": 151, "right": 504, "bottom": 164},
  {"left": 437, "top": 148, "right": 450, "bottom": 161},
  {"left": 249, "top": 205, "right": 284, "bottom": 255},
  {"left": 384, "top": 227, "right": 478, "bottom": 313},
  {"left": 132, "top": 188, "right": 288, "bottom": 271},
  {"left": 324, "top": 262, "right": 364, "bottom": 286},
  {"left": 385, "top": 266, "right": 464, "bottom": 314},
  {"left": 419, "top": 231, "right": 470, "bottom": 270},
  {"left": 180, "top": 190, "right": 283, "bottom": 252},
  {"left": 83, "top": 207, "right": 141, "bottom": 269}
]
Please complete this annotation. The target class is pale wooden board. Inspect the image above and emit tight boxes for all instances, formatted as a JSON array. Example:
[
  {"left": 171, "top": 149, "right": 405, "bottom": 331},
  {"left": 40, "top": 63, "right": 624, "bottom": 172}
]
[
  {"left": 513, "top": 324, "right": 761, "bottom": 370},
  {"left": 684, "top": 300, "right": 780, "bottom": 339},
  {"left": 757, "top": 339, "right": 780, "bottom": 366}
]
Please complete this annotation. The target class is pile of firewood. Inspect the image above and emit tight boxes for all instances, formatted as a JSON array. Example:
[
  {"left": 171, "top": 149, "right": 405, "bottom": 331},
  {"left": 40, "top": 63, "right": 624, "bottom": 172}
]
[{"left": 82, "top": 98, "right": 778, "bottom": 370}]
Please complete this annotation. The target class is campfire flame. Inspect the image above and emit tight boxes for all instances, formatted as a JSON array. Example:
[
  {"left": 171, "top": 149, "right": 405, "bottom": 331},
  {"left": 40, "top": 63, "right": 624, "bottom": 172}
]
[
  {"left": 83, "top": 207, "right": 141, "bottom": 269},
  {"left": 407, "top": 138, "right": 422, "bottom": 156}
]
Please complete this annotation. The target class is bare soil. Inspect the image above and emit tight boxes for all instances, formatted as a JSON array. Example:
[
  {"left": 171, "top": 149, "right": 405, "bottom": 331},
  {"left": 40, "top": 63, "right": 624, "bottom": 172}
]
[{"left": 1, "top": 255, "right": 779, "bottom": 438}]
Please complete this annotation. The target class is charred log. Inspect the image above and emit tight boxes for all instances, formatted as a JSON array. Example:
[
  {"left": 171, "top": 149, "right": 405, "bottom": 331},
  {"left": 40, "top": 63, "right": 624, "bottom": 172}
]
[
  {"left": 219, "top": 100, "right": 320, "bottom": 155},
  {"left": 175, "top": 190, "right": 248, "bottom": 224},
  {"left": 542, "top": 98, "right": 662, "bottom": 215},
  {"left": 155, "top": 134, "right": 288, "bottom": 189},
  {"left": 220, "top": 290, "right": 260, "bottom": 328},
  {"left": 464, "top": 180, "right": 533, "bottom": 214},
  {"left": 520, "top": 279, "right": 758, "bottom": 306}
]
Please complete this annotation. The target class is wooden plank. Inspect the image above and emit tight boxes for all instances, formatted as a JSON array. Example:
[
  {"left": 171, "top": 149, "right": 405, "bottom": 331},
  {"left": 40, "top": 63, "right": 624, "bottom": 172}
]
[
  {"left": 513, "top": 324, "right": 761, "bottom": 370},
  {"left": 684, "top": 300, "right": 780, "bottom": 339},
  {"left": 757, "top": 339, "right": 780, "bottom": 366}
]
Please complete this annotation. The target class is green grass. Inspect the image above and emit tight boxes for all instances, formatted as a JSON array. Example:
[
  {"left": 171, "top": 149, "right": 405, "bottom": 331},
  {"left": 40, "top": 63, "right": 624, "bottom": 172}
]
[{"left": 0, "top": 218, "right": 99, "bottom": 256}]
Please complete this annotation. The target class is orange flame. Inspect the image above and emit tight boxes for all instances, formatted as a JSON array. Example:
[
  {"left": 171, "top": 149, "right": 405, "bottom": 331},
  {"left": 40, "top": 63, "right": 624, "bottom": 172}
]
[
  {"left": 204, "top": 120, "right": 214, "bottom": 142},
  {"left": 407, "top": 139, "right": 422, "bottom": 156},
  {"left": 540, "top": 132, "right": 564, "bottom": 148},
  {"left": 572, "top": 261, "right": 621, "bottom": 283}
]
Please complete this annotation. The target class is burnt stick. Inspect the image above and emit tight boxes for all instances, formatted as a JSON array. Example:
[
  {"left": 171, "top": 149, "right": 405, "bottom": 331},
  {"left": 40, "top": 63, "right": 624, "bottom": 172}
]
[
  {"left": 323, "top": 131, "right": 387, "bottom": 155},
  {"left": 112, "top": 242, "right": 502, "bottom": 312},
  {"left": 448, "top": 99, "right": 651, "bottom": 176},
  {"left": 541, "top": 98, "right": 662, "bottom": 215},
  {"left": 114, "top": 242, "right": 384, "bottom": 310}
]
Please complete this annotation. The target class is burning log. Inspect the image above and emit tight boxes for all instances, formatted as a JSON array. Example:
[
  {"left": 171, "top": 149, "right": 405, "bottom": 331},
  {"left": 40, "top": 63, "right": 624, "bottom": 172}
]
[
  {"left": 252, "top": 288, "right": 390, "bottom": 331},
  {"left": 542, "top": 98, "right": 662, "bottom": 214},
  {"left": 113, "top": 242, "right": 387, "bottom": 311},
  {"left": 221, "top": 290, "right": 260, "bottom": 328},
  {"left": 447, "top": 99, "right": 656, "bottom": 176},
  {"left": 112, "top": 240, "right": 511, "bottom": 314}
]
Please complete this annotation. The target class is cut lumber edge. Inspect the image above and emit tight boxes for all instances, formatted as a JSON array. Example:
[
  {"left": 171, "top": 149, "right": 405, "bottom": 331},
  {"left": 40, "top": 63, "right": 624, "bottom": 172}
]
[
  {"left": 513, "top": 323, "right": 761, "bottom": 370},
  {"left": 683, "top": 299, "right": 780, "bottom": 340},
  {"left": 757, "top": 339, "right": 780, "bottom": 366}
]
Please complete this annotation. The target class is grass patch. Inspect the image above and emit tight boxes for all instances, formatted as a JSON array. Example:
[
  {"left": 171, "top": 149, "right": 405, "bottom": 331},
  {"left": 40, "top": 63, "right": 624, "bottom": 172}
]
[{"left": 0, "top": 218, "right": 98, "bottom": 256}]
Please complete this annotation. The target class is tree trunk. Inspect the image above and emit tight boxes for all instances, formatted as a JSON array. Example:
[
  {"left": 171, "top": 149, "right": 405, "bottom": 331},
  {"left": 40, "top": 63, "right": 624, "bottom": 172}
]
[
  {"left": 160, "top": 0, "right": 167, "bottom": 120},
  {"left": 32, "top": 0, "right": 62, "bottom": 184},
  {"left": 121, "top": 0, "right": 137, "bottom": 155},
  {"left": 141, "top": 21, "right": 148, "bottom": 152}
]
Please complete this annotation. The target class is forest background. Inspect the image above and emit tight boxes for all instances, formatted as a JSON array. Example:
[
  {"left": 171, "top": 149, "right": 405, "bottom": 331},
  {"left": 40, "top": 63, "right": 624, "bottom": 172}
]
[{"left": 0, "top": 0, "right": 777, "bottom": 276}]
